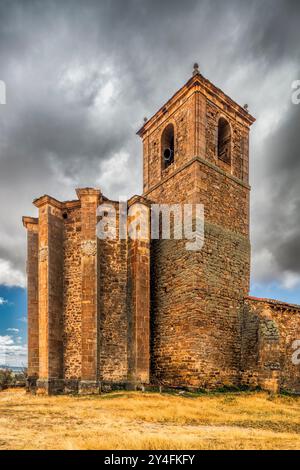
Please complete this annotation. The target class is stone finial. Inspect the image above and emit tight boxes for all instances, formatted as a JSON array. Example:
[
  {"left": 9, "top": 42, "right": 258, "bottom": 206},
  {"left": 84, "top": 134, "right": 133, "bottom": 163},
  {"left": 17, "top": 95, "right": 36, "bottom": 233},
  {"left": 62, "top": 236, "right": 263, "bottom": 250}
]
[
  {"left": 76, "top": 188, "right": 101, "bottom": 200},
  {"left": 193, "top": 62, "right": 200, "bottom": 75},
  {"left": 22, "top": 216, "right": 38, "bottom": 230}
]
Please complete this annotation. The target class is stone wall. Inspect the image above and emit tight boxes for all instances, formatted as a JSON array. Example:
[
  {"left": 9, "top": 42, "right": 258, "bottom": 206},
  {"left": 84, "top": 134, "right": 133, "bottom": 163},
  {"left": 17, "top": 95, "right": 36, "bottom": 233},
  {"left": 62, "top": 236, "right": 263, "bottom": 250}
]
[
  {"left": 150, "top": 223, "right": 250, "bottom": 389},
  {"left": 142, "top": 87, "right": 196, "bottom": 192},
  {"left": 24, "top": 191, "right": 151, "bottom": 393},
  {"left": 242, "top": 297, "right": 300, "bottom": 393},
  {"left": 146, "top": 153, "right": 250, "bottom": 388},
  {"left": 33, "top": 200, "right": 64, "bottom": 393},
  {"left": 140, "top": 71, "right": 253, "bottom": 194},
  {"left": 98, "top": 203, "right": 128, "bottom": 383},
  {"left": 47, "top": 208, "right": 64, "bottom": 382},
  {"left": 140, "top": 71, "right": 253, "bottom": 390},
  {"left": 63, "top": 205, "right": 82, "bottom": 381},
  {"left": 24, "top": 70, "right": 279, "bottom": 395},
  {"left": 206, "top": 101, "right": 249, "bottom": 183},
  {"left": 23, "top": 217, "right": 39, "bottom": 383},
  {"left": 77, "top": 189, "right": 100, "bottom": 392}
]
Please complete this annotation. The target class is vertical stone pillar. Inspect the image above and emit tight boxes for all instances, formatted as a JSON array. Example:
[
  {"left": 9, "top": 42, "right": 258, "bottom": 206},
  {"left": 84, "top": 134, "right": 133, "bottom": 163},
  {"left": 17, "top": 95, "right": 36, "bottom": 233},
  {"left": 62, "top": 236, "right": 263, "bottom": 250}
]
[
  {"left": 33, "top": 196, "right": 64, "bottom": 394},
  {"left": 127, "top": 197, "right": 150, "bottom": 387},
  {"left": 76, "top": 188, "right": 101, "bottom": 394},
  {"left": 23, "top": 217, "right": 39, "bottom": 390},
  {"left": 194, "top": 86, "right": 206, "bottom": 158},
  {"left": 142, "top": 136, "right": 150, "bottom": 193}
]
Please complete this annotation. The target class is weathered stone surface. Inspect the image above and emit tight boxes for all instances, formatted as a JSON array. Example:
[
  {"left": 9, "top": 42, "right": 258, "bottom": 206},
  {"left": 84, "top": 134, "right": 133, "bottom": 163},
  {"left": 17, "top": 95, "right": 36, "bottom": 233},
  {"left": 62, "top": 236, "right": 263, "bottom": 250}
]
[
  {"left": 23, "top": 69, "right": 300, "bottom": 394},
  {"left": 242, "top": 298, "right": 300, "bottom": 393},
  {"left": 22, "top": 217, "right": 39, "bottom": 381},
  {"left": 63, "top": 205, "right": 82, "bottom": 380},
  {"left": 98, "top": 203, "right": 128, "bottom": 383}
]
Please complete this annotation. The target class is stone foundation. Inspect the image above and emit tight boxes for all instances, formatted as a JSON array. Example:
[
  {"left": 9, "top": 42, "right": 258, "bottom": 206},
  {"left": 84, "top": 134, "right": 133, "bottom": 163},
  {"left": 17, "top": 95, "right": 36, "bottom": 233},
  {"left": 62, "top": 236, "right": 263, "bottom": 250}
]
[
  {"left": 78, "top": 381, "right": 101, "bottom": 395},
  {"left": 36, "top": 379, "right": 65, "bottom": 395}
]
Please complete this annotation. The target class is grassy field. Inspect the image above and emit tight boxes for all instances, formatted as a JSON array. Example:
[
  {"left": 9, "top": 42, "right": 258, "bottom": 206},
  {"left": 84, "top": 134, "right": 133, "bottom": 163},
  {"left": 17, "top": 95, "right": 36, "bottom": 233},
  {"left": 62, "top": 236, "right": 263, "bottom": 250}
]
[{"left": 0, "top": 388, "right": 300, "bottom": 450}]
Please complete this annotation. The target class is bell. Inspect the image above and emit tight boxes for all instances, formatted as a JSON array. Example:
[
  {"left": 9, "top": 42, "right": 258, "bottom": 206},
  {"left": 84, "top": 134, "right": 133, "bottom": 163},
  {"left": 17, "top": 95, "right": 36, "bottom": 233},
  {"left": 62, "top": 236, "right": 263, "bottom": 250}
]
[{"left": 163, "top": 148, "right": 174, "bottom": 162}]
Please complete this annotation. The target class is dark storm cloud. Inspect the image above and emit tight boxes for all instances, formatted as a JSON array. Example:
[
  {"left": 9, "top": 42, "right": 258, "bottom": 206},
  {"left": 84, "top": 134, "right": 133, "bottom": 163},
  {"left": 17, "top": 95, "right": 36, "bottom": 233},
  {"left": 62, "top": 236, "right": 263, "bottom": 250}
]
[
  {"left": 251, "top": 76, "right": 300, "bottom": 282},
  {"left": 0, "top": 0, "right": 300, "bottom": 288}
]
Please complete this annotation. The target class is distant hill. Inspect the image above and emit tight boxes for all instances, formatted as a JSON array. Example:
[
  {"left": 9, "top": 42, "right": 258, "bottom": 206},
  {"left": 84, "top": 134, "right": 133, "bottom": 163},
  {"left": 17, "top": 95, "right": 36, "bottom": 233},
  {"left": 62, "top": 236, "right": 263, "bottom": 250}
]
[{"left": 0, "top": 365, "right": 25, "bottom": 373}]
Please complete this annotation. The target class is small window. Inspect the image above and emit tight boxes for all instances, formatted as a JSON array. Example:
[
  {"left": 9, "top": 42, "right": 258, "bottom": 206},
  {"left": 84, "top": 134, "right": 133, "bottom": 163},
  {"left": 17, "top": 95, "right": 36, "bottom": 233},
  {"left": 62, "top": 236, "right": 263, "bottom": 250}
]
[
  {"left": 217, "top": 118, "right": 231, "bottom": 165},
  {"left": 161, "top": 124, "right": 175, "bottom": 169}
]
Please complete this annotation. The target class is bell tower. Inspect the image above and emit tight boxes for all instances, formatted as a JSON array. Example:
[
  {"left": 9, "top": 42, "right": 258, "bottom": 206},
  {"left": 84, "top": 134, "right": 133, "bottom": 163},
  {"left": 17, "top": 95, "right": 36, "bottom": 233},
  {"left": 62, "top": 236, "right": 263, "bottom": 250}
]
[
  {"left": 138, "top": 64, "right": 256, "bottom": 389},
  {"left": 138, "top": 63, "right": 254, "bottom": 204}
]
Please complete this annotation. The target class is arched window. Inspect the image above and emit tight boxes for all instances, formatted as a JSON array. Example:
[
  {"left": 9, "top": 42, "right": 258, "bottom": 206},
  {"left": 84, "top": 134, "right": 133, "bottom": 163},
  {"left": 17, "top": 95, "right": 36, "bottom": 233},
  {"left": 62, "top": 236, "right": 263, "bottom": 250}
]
[
  {"left": 217, "top": 118, "right": 231, "bottom": 165},
  {"left": 161, "top": 123, "right": 175, "bottom": 169}
]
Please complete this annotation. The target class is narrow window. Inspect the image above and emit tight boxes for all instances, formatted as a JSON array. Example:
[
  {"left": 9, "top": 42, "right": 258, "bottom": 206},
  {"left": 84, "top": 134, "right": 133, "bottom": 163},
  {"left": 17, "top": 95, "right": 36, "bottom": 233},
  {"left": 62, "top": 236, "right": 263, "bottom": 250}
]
[
  {"left": 217, "top": 118, "right": 231, "bottom": 165},
  {"left": 161, "top": 124, "right": 175, "bottom": 169}
]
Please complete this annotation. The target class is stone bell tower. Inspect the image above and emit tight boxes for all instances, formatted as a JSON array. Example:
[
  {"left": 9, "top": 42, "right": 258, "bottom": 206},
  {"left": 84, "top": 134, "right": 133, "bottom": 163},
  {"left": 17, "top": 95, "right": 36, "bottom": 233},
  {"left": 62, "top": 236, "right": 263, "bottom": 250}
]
[
  {"left": 138, "top": 64, "right": 255, "bottom": 388},
  {"left": 23, "top": 63, "right": 256, "bottom": 395}
]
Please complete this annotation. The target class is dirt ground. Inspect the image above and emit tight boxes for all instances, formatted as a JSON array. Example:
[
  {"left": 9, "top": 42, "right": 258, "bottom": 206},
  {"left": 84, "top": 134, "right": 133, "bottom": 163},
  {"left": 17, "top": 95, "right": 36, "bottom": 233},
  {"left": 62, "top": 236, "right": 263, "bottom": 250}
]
[{"left": 0, "top": 388, "right": 300, "bottom": 450}]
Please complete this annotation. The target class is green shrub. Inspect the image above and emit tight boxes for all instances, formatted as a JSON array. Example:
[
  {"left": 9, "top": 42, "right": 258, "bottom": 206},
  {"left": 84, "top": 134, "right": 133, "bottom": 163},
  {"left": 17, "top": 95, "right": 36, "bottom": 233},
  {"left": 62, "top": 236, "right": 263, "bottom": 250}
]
[{"left": 0, "top": 369, "right": 15, "bottom": 390}]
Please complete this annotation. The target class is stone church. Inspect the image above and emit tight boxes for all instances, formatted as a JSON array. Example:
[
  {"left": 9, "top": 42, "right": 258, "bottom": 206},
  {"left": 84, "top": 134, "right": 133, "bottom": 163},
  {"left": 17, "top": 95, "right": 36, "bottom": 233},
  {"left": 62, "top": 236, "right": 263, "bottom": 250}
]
[{"left": 23, "top": 65, "right": 300, "bottom": 395}]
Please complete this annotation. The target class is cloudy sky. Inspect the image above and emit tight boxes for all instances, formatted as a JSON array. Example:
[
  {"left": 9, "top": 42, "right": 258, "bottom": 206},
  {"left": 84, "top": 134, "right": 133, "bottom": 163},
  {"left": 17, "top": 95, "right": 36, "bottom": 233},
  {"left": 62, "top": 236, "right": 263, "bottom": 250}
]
[{"left": 0, "top": 0, "right": 300, "bottom": 365}]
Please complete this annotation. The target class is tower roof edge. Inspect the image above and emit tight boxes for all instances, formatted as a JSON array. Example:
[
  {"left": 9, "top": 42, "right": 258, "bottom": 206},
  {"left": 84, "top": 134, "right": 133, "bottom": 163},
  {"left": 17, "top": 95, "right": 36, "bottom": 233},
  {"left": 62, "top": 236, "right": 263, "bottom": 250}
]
[{"left": 137, "top": 72, "right": 255, "bottom": 137}]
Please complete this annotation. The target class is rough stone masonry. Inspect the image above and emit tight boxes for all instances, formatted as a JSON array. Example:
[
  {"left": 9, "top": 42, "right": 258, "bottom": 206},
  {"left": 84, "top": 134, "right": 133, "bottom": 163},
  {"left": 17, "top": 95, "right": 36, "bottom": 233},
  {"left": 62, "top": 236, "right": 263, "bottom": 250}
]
[{"left": 23, "top": 65, "right": 300, "bottom": 395}]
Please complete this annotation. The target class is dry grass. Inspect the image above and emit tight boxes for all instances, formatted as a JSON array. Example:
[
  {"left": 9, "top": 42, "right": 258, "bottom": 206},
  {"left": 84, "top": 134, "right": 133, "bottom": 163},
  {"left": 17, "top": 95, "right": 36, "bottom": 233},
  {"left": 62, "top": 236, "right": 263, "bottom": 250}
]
[{"left": 0, "top": 388, "right": 300, "bottom": 450}]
